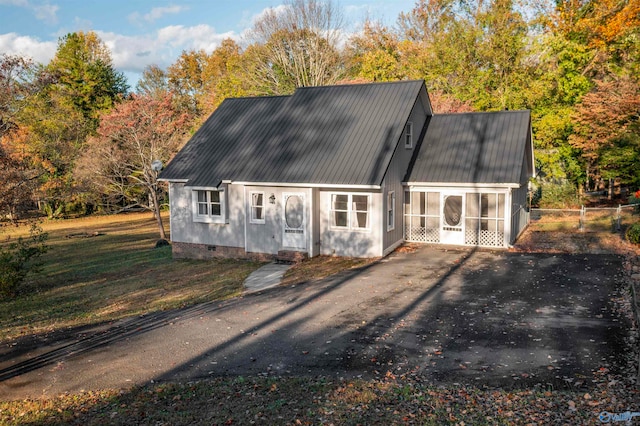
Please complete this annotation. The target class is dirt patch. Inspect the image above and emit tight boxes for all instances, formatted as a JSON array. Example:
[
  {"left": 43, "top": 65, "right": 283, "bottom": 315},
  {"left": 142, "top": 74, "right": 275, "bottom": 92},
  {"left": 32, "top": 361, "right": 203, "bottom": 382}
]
[{"left": 513, "top": 224, "right": 640, "bottom": 256}]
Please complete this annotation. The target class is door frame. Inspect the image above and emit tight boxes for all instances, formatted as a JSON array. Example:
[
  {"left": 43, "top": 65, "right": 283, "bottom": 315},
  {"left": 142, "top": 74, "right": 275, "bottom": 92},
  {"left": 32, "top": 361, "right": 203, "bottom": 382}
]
[
  {"left": 440, "top": 192, "right": 465, "bottom": 245},
  {"left": 282, "top": 192, "right": 306, "bottom": 250}
]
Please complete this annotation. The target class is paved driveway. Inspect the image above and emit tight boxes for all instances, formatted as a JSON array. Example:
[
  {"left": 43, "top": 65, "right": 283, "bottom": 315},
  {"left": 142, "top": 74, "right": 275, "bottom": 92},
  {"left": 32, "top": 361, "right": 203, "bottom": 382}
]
[{"left": 0, "top": 246, "right": 630, "bottom": 400}]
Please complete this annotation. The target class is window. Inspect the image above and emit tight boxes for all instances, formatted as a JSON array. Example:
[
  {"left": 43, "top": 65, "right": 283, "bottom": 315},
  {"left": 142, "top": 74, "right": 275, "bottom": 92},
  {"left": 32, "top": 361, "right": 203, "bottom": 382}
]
[
  {"left": 193, "top": 189, "right": 225, "bottom": 223},
  {"left": 405, "top": 122, "right": 413, "bottom": 148},
  {"left": 387, "top": 191, "right": 395, "bottom": 231},
  {"left": 330, "top": 193, "right": 370, "bottom": 230},
  {"left": 250, "top": 192, "right": 265, "bottom": 224}
]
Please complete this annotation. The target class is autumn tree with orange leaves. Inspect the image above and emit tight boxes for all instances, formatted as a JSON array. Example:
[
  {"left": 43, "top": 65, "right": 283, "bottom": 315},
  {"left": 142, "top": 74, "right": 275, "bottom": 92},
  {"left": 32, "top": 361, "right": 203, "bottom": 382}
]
[
  {"left": 569, "top": 76, "right": 640, "bottom": 189},
  {"left": 77, "top": 94, "right": 191, "bottom": 240}
]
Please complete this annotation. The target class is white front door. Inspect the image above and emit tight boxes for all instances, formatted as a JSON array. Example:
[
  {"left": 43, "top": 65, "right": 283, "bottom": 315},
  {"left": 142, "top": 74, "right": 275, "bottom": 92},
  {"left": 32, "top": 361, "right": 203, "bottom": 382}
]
[
  {"left": 440, "top": 193, "right": 465, "bottom": 245},
  {"left": 282, "top": 193, "right": 306, "bottom": 249}
]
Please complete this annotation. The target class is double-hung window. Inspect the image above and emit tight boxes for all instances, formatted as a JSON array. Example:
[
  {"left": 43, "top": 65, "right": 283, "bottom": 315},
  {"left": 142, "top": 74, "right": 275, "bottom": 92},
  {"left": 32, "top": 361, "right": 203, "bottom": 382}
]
[
  {"left": 330, "top": 193, "right": 370, "bottom": 230},
  {"left": 387, "top": 191, "right": 395, "bottom": 231},
  {"left": 250, "top": 192, "right": 265, "bottom": 224},
  {"left": 193, "top": 189, "right": 225, "bottom": 223},
  {"left": 405, "top": 122, "right": 413, "bottom": 149}
]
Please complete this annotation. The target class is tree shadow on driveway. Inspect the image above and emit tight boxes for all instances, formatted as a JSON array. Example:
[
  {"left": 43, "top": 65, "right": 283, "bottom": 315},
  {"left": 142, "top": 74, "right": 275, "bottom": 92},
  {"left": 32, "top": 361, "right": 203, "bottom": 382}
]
[
  {"left": 0, "top": 246, "right": 632, "bottom": 400},
  {"left": 156, "top": 248, "right": 630, "bottom": 392}
]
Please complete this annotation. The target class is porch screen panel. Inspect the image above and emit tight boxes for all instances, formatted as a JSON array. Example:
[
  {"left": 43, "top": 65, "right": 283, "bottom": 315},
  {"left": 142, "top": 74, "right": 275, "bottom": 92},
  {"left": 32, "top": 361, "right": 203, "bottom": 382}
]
[
  {"left": 405, "top": 191, "right": 439, "bottom": 243},
  {"left": 496, "top": 194, "right": 505, "bottom": 245},
  {"left": 465, "top": 193, "right": 479, "bottom": 245},
  {"left": 466, "top": 192, "right": 505, "bottom": 247}
]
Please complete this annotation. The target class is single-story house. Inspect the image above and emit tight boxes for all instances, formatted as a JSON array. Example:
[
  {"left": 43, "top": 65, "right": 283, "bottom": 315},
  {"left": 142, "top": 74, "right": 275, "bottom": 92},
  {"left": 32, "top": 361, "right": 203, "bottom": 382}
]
[{"left": 158, "top": 80, "right": 534, "bottom": 260}]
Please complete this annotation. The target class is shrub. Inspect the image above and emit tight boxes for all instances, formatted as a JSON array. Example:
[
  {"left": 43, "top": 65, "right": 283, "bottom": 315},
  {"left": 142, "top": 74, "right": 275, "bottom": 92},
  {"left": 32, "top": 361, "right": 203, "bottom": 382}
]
[
  {"left": 536, "top": 182, "right": 582, "bottom": 209},
  {"left": 0, "top": 223, "right": 49, "bottom": 299},
  {"left": 626, "top": 222, "right": 640, "bottom": 245}
]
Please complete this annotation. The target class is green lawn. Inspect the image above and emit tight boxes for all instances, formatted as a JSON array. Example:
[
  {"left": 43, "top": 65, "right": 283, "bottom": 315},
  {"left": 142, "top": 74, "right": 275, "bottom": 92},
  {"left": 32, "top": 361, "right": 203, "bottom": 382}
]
[{"left": 0, "top": 213, "right": 263, "bottom": 342}]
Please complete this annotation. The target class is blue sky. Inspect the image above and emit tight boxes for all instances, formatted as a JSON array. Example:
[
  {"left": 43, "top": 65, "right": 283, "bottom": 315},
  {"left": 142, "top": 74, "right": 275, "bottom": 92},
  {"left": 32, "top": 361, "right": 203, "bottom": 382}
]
[{"left": 0, "top": 0, "right": 416, "bottom": 86}]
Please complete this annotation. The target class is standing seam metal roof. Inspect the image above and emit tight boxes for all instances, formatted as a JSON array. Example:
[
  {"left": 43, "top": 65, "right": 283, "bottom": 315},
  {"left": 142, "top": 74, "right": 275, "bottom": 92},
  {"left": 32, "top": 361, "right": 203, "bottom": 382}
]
[
  {"left": 405, "top": 111, "right": 532, "bottom": 185},
  {"left": 159, "top": 80, "right": 426, "bottom": 187}
]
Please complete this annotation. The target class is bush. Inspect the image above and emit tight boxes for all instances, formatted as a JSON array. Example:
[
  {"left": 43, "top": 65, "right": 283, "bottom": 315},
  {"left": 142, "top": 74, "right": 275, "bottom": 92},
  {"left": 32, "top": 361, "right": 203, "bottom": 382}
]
[
  {"left": 535, "top": 182, "right": 583, "bottom": 209},
  {"left": 0, "top": 223, "right": 49, "bottom": 299},
  {"left": 626, "top": 222, "right": 640, "bottom": 245}
]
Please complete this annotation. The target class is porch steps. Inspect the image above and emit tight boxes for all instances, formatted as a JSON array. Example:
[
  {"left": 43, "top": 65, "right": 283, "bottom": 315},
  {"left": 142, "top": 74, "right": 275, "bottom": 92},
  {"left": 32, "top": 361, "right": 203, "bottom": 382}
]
[{"left": 275, "top": 250, "right": 308, "bottom": 264}]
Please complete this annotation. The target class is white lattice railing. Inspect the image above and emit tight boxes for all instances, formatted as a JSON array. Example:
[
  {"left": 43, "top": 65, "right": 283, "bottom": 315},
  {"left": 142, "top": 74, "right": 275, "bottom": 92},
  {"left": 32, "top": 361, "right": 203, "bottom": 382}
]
[{"left": 405, "top": 226, "right": 439, "bottom": 243}]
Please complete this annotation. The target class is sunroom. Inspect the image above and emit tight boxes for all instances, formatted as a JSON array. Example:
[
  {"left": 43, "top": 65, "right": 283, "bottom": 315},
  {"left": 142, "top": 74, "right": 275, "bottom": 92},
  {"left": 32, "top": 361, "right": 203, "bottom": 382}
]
[{"left": 402, "top": 110, "right": 534, "bottom": 248}]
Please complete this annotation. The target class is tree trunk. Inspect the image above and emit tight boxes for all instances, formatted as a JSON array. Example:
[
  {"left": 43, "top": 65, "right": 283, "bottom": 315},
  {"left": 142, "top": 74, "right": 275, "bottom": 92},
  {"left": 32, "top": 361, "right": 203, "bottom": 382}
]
[
  {"left": 608, "top": 178, "right": 613, "bottom": 200},
  {"left": 150, "top": 188, "right": 166, "bottom": 240}
]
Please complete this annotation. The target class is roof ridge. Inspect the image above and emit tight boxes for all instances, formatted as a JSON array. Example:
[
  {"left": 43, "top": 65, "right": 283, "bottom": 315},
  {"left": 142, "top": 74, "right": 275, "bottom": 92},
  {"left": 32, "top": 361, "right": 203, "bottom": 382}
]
[
  {"left": 433, "top": 110, "right": 530, "bottom": 116},
  {"left": 294, "top": 79, "right": 424, "bottom": 91},
  {"left": 225, "top": 94, "right": 292, "bottom": 101}
]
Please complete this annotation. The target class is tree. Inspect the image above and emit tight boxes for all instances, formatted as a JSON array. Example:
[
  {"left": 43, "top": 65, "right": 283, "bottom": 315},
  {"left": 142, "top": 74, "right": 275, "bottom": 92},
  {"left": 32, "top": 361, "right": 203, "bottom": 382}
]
[
  {"left": 136, "top": 64, "right": 169, "bottom": 99},
  {"left": 0, "top": 54, "right": 45, "bottom": 219},
  {"left": 78, "top": 94, "right": 191, "bottom": 240},
  {"left": 569, "top": 76, "right": 640, "bottom": 189},
  {"left": 346, "top": 20, "right": 404, "bottom": 82},
  {"left": 14, "top": 32, "right": 128, "bottom": 217},
  {"left": 0, "top": 54, "right": 42, "bottom": 138},
  {"left": 0, "top": 223, "right": 48, "bottom": 299},
  {"left": 167, "top": 49, "right": 209, "bottom": 116},
  {"left": 246, "top": 0, "right": 344, "bottom": 93},
  {"left": 165, "top": 39, "right": 248, "bottom": 120},
  {"left": 47, "top": 32, "right": 128, "bottom": 124},
  {"left": 0, "top": 129, "right": 41, "bottom": 219},
  {"left": 395, "top": 0, "right": 536, "bottom": 110}
]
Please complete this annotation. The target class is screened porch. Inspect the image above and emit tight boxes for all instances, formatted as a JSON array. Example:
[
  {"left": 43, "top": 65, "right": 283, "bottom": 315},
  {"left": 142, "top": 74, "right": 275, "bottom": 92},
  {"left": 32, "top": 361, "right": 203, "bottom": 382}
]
[{"left": 404, "top": 190, "right": 508, "bottom": 248}]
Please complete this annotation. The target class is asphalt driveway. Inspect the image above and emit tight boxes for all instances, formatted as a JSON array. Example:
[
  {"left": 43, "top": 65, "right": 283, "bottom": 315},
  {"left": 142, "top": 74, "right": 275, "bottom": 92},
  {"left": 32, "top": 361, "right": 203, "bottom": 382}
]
[{"left": 0, "top": 246, "right": 630, "bottom": 400}]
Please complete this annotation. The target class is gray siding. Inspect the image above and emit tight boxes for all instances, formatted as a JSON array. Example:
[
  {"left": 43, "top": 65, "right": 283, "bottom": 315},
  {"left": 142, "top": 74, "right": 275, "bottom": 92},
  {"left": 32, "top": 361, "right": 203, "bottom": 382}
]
[
  {"left": 244, "top": 186, "right": 313, "bottom": 255},
  {"left": 510, "top": 184, "right": 530, "bottom": 243},
  {"left": 382, "top": 95, "right": 428, "bottom": 252},
  {"left": 311, "top": 188, "right": 320, "bottom": 257},
  {"left": 319, "top": 189, "right": 383, "bottom": 257},
  {"left": 168, "top": 182, "right": 245, "bottom": 248}
]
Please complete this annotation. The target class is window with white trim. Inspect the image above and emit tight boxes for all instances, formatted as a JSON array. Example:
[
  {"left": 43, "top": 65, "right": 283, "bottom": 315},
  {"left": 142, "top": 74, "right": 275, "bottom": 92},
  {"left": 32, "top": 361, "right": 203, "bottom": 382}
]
[
  {"left": 405, "top": 122, "right": 413, "bottom": 148},
  {"left": 250, "top": 192, "right": 265, "bottom": 224},
  {"left": 330, "top": 193, "right": 370, "bottom": 230},
  {"left": 193, "top": 189, "right": 225, "bottom": 223},
  {"left": 387, "top": 191, "right": 395, "bottom": 231}
]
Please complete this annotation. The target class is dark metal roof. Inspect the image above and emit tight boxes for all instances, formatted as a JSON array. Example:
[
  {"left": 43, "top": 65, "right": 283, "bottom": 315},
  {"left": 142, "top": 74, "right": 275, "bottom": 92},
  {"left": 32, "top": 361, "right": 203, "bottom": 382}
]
[
  {"left": 159, "top": 80, "right": 426, "bottom": 187},
  {"left": 405, "top": 111, "right": 532, "bottom": 185}
]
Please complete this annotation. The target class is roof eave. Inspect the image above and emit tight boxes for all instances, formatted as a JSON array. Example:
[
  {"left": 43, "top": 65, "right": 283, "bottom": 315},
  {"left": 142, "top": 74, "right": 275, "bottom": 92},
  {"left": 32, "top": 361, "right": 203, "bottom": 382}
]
[
  {"left": 403, "top": 181, "right": 522, "bottom": 189},
  {"left": 157, "top": 178, "right": 189, "bottom": 183},
  {"left": 230, "top": 181, "right": 381, "bottom": 190}
]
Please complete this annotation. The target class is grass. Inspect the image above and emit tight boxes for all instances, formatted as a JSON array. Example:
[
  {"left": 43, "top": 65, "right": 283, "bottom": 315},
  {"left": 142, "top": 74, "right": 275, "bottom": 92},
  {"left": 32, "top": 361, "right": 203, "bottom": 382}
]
[
  {"left": 281, "top": 255, "right": 375, "bottom": 286},
  {"left": 0, "top": 375, "right": 637, "bottom": 425},
  {"left": 0, "top": 213, "right": 263, "bottom": 342}
]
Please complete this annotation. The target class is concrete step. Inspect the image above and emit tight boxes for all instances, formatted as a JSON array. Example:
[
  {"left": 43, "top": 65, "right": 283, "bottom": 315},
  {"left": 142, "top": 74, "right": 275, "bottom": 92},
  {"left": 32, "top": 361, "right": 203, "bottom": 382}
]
[{"left": 275, "top": 250, "right": 308, "bottom": 264}]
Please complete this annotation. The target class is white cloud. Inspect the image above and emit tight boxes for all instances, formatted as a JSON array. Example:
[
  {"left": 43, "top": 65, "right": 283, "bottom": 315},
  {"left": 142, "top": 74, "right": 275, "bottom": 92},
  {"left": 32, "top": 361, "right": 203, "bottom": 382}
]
[
  {"left": 0, "top": 0, "right": 59, "bottom": 24},
  {"left": 0, "top": 22, "right": 240, "bottom": 80},
  {"left": 97, "top": 25, "right": 238, "bottom": 74},
  {"left": 0, "top": 32, "right": 57, "bottom": 64},
  {"left": 128, "top": 5, "right": 188, "bottom": 25},
  {"left": 0, "top": 0, "right": 29, "bottom": 6},
  {"left": 32, "top": 1, "right": 58, "bottom": 23},
  {"left": 144, "top": 5, "right": 187, "bottom": 22}
]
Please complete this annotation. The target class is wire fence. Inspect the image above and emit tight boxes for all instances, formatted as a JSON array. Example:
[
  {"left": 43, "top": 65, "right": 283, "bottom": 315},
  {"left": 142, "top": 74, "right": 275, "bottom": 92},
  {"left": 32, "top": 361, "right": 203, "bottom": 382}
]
[{"left": 530, "top": 205, "right": 639, "bottom": 233}]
